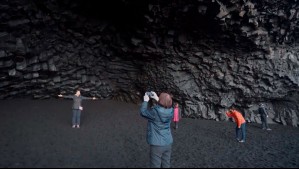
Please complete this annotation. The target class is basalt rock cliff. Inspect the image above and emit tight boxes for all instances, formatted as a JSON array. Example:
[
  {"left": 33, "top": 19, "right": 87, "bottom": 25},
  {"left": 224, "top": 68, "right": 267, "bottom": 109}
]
[{"left": 1, "top": 0, "right": 299, "bottom": 126}]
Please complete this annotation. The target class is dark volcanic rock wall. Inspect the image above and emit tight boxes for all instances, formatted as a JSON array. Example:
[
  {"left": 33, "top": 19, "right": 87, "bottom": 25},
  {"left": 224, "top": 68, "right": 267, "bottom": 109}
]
[{"left": 1, "top": 0, "right": 299, "bottom": 127}]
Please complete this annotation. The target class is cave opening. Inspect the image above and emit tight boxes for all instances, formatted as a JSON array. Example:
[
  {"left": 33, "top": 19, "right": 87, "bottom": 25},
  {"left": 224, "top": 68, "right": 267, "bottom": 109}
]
[{"left": 0, "top": 0, "right": 299, "bottom": 127}]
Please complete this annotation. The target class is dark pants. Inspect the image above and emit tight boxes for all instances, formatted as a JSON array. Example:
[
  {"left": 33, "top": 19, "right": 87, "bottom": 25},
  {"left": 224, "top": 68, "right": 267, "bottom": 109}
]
[
  {"left": 150, "top": 145, "right": 172, "bottom": 168},
  {"left": 72, "top": 109, "right": 81, "bottom": 126},
  {"left": 235, "top": 123, "right": 246, "bottom": 141},
  {"left": 261, "top": 115, "right": 269, "bottom": 129},
  {"left": 174, "top": 122, "right": 178, "bottom": 129}
]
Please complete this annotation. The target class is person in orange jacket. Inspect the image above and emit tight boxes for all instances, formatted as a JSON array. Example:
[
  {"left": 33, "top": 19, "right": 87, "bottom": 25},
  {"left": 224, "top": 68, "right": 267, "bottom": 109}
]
[{"left": 226, "top": 109, "right": 246, "bottom": 143}]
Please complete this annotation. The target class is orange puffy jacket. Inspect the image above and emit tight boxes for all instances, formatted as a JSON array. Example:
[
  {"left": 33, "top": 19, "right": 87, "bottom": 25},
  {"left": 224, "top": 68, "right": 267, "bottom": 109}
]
[{"left": 226, "top": 109, "right": 245, "bottom": 128}]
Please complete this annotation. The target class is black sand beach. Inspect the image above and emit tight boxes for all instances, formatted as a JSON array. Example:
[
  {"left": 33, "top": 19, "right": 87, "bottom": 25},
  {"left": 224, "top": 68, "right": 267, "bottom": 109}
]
[{"left": 0, "top": 99, "right": 298, "bottom": 168}]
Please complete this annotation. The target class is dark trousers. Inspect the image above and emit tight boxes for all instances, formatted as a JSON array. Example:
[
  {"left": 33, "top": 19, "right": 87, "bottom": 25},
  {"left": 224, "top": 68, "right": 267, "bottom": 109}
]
[
  {"left": 150, "top": 145, "right": 172, "bottom": 168},
  {"left": 261, "top": 115, "right": 269, "bottom": 129},
  {"left": 235, "top": 123, "right": 246, "bottom": 141},
  {"left": 72, "top": 109, "right": 81, "bottom": 126},
  {"left": 174, "top": 122, "right": 178, "bottom": 129}
]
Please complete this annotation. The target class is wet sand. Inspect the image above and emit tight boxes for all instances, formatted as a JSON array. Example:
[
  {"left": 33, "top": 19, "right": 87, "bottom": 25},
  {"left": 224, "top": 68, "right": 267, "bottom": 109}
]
[{"left": 0, "top": 99, "right": 298, "bottom": 168}]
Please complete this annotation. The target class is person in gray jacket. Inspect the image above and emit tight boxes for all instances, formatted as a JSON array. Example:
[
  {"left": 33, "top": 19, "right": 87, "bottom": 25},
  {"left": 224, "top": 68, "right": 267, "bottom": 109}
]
[
  {"left": 258, "top": 103, "right": 272, "bottom": 130},
  {"left": 58, "top": 89, "right": 96, "bottom": 128},
  {"left": 140, "top": 91, "right": 174, "bottom": 168}
]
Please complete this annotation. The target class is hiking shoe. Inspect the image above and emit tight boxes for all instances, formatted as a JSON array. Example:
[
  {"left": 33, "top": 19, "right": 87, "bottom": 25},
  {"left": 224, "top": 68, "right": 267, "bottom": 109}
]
[
  {"left": 266, "top": 128, "right": 272, "bottom": 131},
  {"left": 72, "top": 125, "right": 76, "bottom": 128},
  {"left": 76, "top": 125, "right": 80, "bottom": 128},
  {"left": 239, "top": 140, "right": 245, "bottom": 143}
]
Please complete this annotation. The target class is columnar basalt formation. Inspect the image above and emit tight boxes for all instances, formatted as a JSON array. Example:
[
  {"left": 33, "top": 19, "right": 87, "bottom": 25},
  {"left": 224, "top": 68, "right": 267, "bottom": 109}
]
[{"left": 0, "top": 0, "right": 299, "bottom": 127}]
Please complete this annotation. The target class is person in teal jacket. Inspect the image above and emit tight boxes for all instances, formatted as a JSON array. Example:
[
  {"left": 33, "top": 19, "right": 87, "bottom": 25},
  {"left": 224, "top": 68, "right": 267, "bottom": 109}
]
[{"left": 140, "top": 91, "right": 174, "bottom": 168}]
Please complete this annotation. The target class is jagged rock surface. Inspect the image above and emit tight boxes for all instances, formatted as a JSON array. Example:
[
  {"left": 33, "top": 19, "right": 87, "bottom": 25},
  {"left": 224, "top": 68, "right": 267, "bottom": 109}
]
[{"left": 0, "top": 0, "right": 299, "bottom": 127}]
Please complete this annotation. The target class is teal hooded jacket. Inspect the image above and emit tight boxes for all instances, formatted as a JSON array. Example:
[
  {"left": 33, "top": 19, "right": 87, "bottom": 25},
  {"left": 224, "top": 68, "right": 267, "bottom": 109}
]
[{"left": 140, "top": 101, "right": 174, "bottom": 146}]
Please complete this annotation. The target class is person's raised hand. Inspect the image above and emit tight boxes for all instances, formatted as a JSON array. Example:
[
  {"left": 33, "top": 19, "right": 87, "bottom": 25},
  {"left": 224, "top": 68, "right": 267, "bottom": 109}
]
[
  {"left": 150, "top": 91, "right": 159, "bottom": 101},
  {"left": 144, "top": 93, "right": 150, "bottom": 102}
]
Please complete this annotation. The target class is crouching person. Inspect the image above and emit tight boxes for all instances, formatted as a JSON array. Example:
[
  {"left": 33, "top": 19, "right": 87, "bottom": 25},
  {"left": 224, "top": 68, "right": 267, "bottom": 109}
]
[{"left": 226, "top": 108, "right": 246, "bottom": 143}]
